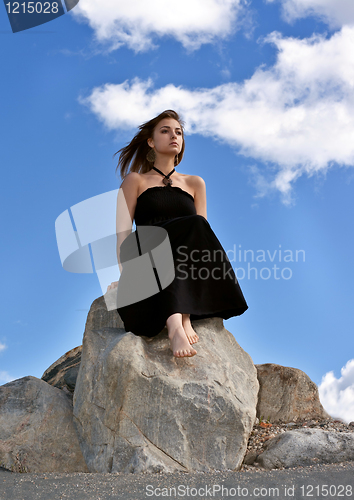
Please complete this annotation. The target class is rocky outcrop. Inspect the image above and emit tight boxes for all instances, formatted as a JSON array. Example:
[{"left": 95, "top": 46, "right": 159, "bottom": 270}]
[
  {"left": 42, "top": 343, "right": 328, "bottom": 430},
  {"left": 0, "top": 376, "right": 88, "bottom": 473},
  {"left": 1, "top": 295, "right": 345, "bottom": 475},
  {"left": 72, "top": 311, "right": 259, "bottom": 474},
  {"left": 42, "top": 345, "right": 82, "bottom": 394},
  {"left": 256, "top": 363, "right": 330, "bottom": 423},
  {"left": 83, "top": 295, "right": 125, "bottom": 331},
  {"left": 255, "top": 428, "right": 354, "bottom": 469}
]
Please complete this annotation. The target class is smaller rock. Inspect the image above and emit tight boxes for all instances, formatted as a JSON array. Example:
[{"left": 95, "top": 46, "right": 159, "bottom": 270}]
[
  {"left": 255, "top": 428, "right": 354, "bottom": 470},
  {"left": 0, "top": 376, "right": 88, "bottom": 473},
  {"left": 63, "top": 365, "right": 80, "bottom": 392},
  {"left": 256, "top": 364, "right": 330, "bottom": 424},
  {"left": 41, "top": 346, "right": 82, "bottom": 393}
]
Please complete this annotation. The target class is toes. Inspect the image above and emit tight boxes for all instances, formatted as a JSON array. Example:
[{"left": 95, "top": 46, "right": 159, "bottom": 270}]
[{"left": 172, "top": 346, "right": 197, "bottom": 358}]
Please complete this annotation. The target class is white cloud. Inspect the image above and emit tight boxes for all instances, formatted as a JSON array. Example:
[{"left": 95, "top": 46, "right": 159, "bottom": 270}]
[
  {"left": 71, "top": 0, "right": 246, "bottom": 52},
  {"left": 0, "top": 371, "right": 16, "bottom": 386},
  {"left": 318, "top": 359, "right": 354, "bottom": 424},
  {"left": 79, "top": 26, "right": 354, "bottom": 203},
  {"left": 266, "top": 0, "right": 354, "bottom": 28},
  {"left": 0, "top": 342, "right": 6, "bottom": 353}
]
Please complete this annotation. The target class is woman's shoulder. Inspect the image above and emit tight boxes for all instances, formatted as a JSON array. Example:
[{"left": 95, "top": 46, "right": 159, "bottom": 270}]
[
  {"left": 121, "top": 171, "right": 142, "bottom": 184},
  {"left": 182, "top": 175, "right": 206, "bottom": 200},
  {"left": 183, "top": 174, "right": 206, "bottom": 188},
  {"left": 180, "top": 173, "right": 204, "bottom": 180},
  {"left": 124, "top": 171, "right": 141, "bottom": 179},
  {"left": 120, "top": 172, "right": 142, "bottom": 193}
]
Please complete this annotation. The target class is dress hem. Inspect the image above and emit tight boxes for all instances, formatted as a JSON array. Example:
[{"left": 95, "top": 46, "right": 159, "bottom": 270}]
[{"left": 118, "top": 305, "right": 248, "bottom": 338}]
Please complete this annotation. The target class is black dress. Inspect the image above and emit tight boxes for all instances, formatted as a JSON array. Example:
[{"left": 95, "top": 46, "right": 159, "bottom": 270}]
[{"left": 116, "top": 184, "right": 248, "bottom": 337}]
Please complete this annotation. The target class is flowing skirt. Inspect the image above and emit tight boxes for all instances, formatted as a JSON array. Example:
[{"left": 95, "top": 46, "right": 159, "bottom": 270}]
[{"left": 116, "top": 214, "right": 248, "bottom": 337}]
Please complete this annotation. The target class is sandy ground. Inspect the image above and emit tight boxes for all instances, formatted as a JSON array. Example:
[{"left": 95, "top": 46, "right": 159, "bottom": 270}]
[{"left": 1, "top": 461, "right": 354, "bottom": 500}]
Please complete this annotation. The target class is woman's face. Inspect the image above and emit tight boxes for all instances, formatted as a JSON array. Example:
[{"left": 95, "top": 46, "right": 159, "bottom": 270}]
[{"left": 147, "top": 118, "right": 183, "bottom": 156}]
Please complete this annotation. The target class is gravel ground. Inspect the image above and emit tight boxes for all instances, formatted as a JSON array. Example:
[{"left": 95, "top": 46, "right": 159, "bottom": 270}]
[{"left": 1, "top": 462, "right": 354, "bottom": 500}]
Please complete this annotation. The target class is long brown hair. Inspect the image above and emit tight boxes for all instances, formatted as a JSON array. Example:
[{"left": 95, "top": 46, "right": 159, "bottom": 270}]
[{"left": 114, "top": 110, "right": 185, "bottom": 180}]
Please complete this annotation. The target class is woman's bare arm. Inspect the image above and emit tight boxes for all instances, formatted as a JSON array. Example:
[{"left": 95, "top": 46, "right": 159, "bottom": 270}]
[
  {"left": 107, "top": 172, "right": 140, "bottom": 290},
  {"left": 116, "top": 172, "right": 140, "bottom": 268}
]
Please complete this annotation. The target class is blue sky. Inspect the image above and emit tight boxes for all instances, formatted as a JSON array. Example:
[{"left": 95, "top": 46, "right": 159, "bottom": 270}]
[{"left": 1, "top": 0, "right": 354, "bottom": 423}]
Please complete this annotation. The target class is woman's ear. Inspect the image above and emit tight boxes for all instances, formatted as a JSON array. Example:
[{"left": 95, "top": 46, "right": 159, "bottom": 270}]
[{"left": 147, "top": 137, "right": 154, "bottom": 148}]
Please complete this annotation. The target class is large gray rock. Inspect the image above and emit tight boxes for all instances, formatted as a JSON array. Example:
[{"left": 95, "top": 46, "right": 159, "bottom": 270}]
[
  {"left": 255, "top": 428, "right": 354, "bottom": 469},
  {"left": 84, "top": 295, "right": 125, "bottom": 331},
  {"left": 0, "top": 376, "right": 88, "bottom": 473},
  {"left": 256, "top": 364, "right": 330, "bottom": 423},
  {"left": 73, "top": 312, "right": 259, "bottom": 474}
]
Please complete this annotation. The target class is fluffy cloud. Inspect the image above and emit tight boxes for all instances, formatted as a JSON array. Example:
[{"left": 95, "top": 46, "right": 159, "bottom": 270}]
[
  {"left": 266, "top": 0, "right": 354, "bottom": 28},
  {"left": 0, "top": 342, "right": 6, "bottom": 353},
  {"left": 71, "top": 0, "right": 246, "bottom": 52},
  {"left": 79, "top": 26, "right": 354, "bottom": 202},
  {"left": 318, "top": 359, "right": 354, "bottom": 424}
]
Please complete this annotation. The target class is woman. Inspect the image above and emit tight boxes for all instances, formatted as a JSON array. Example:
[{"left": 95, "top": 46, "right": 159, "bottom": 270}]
[{"left": 107, "top": 110, "right": 248, "bottom": 358}]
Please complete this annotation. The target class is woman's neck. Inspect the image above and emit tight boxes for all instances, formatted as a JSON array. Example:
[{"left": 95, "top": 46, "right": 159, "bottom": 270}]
[{"left": 150, "top": 158, "right": 176, "bottom": 176}]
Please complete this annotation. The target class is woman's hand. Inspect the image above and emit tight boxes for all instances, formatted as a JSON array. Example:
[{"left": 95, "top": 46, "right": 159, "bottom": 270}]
[{"left": 106, "top": 281, "right": 118, "bottom": 292}]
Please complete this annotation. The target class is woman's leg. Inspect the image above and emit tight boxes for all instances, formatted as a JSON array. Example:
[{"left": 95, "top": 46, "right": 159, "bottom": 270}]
[
  {"left": 166, "top": 313, "right": 197, "bottom": 358},
  {"left": 182, "top": 314, "right": 199, "bottom": 344}
]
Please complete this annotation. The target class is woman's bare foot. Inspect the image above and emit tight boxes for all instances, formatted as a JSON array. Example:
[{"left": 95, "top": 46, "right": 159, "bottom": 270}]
[
  {"left": 168, "top": 326, "right": 197, "bottom": 358},
  {"left": 166, "top": 313, "right": 197, "bottom": 357},
  {"left": 182, "top": 314, "right": 199, "bottom": 344}
]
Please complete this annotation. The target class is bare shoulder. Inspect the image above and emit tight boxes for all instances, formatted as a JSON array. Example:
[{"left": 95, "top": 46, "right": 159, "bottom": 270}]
[
  {"left": 185, "top": 175, "right": 206, "bottom": 196},
  {"left": 184, "top": 174, "right": 205, "bottom": 187},
  {"left": 121, "top": 171, "right": 141, "bottom": 183},
  {"left": 119, "top": 172, "right": 142, "bottom": 203},
  {"left": 120, "top": 171, "right": 141, "bottom": 189}
]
